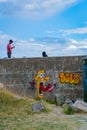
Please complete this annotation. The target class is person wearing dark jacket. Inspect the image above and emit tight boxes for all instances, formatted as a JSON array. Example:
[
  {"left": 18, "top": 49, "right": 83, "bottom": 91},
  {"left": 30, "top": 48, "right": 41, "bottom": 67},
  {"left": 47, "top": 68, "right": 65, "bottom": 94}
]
[{"left": 42, "top": 51, "right": 48, "bottom": 57}]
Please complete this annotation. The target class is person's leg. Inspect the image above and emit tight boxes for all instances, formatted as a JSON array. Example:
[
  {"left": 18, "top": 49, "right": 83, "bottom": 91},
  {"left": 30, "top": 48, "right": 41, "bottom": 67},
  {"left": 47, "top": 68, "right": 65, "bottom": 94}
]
[{"left": 7, "top": 52, "right": 11, "bottom": 58}]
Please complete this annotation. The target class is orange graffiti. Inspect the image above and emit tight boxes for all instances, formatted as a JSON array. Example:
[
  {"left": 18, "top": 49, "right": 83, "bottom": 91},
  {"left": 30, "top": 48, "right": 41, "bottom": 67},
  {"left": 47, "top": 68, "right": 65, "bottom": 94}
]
[{"left": 59, "top": 73, "right": 80, "bottom": 84}]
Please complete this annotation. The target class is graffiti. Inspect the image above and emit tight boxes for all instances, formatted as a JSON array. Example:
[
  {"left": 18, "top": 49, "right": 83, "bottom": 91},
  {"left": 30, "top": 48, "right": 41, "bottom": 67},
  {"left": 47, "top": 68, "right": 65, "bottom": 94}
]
[
  {"left": 59, "top": 73, "right": 80, "bottom": 84},
  {"left": 35, "top": 70, "right": 56, "bottom": 99},
  {"left": 29, "top": 80, "right": 36, "bottom": 89},
  {"left": 21, "top": 80, "right": 36, "bottom": 89}
]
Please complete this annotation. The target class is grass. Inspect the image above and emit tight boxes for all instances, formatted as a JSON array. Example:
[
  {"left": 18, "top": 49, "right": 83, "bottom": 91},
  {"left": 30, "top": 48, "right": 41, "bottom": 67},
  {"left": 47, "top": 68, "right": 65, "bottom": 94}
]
[
  {"left": 62, "top": 104, "right": 74, "bottom": 115},
  {"left": 0, "top": 87, "right": 87, "bottom": 130},
  {"left": 46, "top": 99, "right": 55, "bottom": 104},
  {"left": 0, "top": 88, "right": 33, "bottom": 116}
]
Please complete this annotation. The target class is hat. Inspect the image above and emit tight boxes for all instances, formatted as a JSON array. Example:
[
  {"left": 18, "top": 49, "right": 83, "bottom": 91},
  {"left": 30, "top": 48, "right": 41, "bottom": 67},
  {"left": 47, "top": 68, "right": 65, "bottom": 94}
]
[{"left": 9, "top": 40, "right": 13, "bottom": 43}]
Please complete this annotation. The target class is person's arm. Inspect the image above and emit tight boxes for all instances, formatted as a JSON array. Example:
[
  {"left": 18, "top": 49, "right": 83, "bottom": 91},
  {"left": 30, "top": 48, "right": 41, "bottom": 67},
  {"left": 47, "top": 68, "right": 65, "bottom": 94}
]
[{"left": 11, "top": 46, "right": 15, "bottom": 49}]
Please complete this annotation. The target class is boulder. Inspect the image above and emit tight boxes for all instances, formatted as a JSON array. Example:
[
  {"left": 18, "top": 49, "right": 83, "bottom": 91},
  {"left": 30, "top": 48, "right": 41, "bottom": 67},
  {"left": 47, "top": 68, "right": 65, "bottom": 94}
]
[{"left": 32, "top": 103, "right": 45, "bottom": 112}]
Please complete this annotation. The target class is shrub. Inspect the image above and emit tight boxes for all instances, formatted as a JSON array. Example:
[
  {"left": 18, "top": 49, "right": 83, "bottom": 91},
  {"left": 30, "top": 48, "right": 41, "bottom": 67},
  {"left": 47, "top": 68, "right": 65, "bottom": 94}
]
[{"left": 62, "top": 104, "right": 74, "bottom": 115}]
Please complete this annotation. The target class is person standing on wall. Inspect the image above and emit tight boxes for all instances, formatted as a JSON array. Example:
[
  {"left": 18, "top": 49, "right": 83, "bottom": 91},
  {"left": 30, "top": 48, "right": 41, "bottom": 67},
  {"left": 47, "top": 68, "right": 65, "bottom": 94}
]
[{"left": 7, "top": 40, "right": 15, "bottom": 58}]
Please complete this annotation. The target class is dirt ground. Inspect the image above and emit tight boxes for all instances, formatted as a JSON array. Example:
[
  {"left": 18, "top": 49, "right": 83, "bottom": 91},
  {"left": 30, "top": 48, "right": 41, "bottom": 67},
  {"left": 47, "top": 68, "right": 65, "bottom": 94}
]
[{"left": 40, "top": 104, "right": 87, "bottom": 130}]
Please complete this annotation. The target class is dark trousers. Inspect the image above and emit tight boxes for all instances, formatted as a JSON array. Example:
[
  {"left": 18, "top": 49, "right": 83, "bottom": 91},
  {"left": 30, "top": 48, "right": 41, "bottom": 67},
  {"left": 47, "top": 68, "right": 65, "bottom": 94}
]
[{"left": 7, "top": 52, "right": 11, "bottom": 58}]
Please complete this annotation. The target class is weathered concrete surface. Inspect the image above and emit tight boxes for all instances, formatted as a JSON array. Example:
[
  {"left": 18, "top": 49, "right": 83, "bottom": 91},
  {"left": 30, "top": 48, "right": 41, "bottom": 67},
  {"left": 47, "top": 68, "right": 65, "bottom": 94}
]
[
  {"left": 0, "top": 56, "right": 84, "bottom": 100},
  {"left": 72, "top": 100, "right": 87, "bottom": 112}
]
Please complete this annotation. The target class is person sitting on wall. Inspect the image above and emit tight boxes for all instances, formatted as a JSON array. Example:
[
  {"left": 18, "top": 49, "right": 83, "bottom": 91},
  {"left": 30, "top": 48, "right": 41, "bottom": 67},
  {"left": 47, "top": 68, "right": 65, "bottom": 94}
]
[{"left": 42, "top": 51, "right": 48, "bottom": 57}]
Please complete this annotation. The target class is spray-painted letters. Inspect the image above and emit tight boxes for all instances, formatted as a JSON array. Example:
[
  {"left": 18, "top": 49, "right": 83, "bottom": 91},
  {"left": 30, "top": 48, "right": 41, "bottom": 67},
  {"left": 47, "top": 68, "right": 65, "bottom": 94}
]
[{"left": 59, "top": 73, "right": 80, "bottom": 84}]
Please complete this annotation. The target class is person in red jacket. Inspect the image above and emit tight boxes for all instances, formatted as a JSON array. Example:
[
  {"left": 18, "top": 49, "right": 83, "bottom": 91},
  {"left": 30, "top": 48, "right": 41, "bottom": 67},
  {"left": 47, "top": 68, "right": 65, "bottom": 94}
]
[{"left": 7, "top": 40, "right": 15, "bottom": 58}]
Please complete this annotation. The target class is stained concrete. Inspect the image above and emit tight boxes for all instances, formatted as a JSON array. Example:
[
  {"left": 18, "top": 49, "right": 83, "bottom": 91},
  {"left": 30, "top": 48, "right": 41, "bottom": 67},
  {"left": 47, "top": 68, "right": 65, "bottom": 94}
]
[{"left": 0, "top": 56, "right": 84, "bottom": 100}]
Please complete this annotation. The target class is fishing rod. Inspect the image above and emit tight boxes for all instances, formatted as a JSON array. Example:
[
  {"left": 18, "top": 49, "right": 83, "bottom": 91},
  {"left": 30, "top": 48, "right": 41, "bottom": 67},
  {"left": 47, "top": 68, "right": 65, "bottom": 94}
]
[{"left": 12, "top": 40, "right": 17, "bottom": 46}]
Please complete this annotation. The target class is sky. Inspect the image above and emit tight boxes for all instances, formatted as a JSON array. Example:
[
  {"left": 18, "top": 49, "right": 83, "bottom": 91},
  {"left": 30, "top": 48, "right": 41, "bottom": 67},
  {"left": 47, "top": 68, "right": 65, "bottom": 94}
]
[{"left": 0, "top": 0, "right": 87, "bottom": 58}]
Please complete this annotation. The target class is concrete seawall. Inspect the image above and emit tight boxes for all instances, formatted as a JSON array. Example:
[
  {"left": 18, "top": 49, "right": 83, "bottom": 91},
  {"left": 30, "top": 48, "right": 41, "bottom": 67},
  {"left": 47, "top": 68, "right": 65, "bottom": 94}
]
[{"left": 0, "top": 56, "right": 84, "bottom": 100}]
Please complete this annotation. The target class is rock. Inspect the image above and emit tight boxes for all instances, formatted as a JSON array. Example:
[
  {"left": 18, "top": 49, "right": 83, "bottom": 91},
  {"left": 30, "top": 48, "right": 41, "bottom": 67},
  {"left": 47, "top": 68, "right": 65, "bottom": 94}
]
[
  {"left": 32, "top": 103, "right": 45, "bottom": 112},
  {"left": 0, "top": 83, "right": 4, "bottom": 88},
  {"left": 72, "top": 100, "right": 87, "bottom": 112},
  {"left": 55, "top": 93, "right": 65, "bottom": 106},
  {"left": 65, "top": 98, "right": 73, "bottom": 106}
]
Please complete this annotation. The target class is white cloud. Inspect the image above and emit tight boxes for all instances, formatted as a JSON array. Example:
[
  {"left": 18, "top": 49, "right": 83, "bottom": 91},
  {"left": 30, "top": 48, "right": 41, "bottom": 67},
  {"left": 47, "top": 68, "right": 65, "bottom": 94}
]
[
  {"left": 68, "top": 45, "right": 77, "bottom": 50},
  {"left": 0, "top": 31, "right": 13, "bottom": 42},
  {"left": 63, "top": 26, "right": 87, "bottom": 34},
  {"left": 1, "top": 31, "right": 87, "bottom": 58},
  {"left": 0, "top": 0, "right": 7, "bottom": 2},
  {"left": 25, "top": 3, "right": 39, "bottom": 10},
  {"left": 0, "top": 0, "right": 79, "bottom": 19},
  {"left": 69, "top": 38, "right": 78, "bottom": 44}
]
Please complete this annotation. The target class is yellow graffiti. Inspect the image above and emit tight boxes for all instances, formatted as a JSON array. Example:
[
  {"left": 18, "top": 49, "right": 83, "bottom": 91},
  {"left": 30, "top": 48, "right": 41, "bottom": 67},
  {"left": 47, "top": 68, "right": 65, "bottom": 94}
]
[
  {"left": 35, "top": 70, "right": 50, "bottom": 99},
  {"left": 59, "top": 73, "right": 80, "bottom": 84}
]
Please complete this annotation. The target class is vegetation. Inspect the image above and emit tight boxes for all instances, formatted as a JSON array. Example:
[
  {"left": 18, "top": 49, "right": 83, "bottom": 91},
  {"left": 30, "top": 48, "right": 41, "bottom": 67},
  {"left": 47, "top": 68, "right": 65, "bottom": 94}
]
[
  {"left": 46, "top": 99, "right": 55, "bottom": 104},
  {"left": 62, "top": 104, "right": 74, "bottom": 115},
  {"left": 0, "top": 88, "right": 87, "bottom": 130}
]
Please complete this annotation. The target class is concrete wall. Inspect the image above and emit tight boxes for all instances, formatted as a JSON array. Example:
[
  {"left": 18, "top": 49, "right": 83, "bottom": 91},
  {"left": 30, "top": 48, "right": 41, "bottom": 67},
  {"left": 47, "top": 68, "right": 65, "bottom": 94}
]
[{"left": 0, "top": 56, "right": 84, "bottom": 101}]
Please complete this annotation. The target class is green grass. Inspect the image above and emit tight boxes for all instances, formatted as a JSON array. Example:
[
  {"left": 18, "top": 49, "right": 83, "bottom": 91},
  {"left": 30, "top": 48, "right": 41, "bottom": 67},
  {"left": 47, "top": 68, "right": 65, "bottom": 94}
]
[
  {"left": 0, "top": 88, "right": 33, "bottom": 116},
  {"left": 46, "top": 99, "right": 55, "bottom": 104},
  {"left": 62, "top": 104, "right": 74, "bottom": 115},
  {"left": 0, "top": 88, "right": 87, "bottom": 130}
]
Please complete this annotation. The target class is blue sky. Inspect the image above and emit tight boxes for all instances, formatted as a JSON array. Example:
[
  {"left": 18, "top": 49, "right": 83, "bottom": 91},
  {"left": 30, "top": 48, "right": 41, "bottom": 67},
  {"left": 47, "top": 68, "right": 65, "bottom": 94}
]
[{"left": 0, "top": 0, "right": 87, "bottom": 58}]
